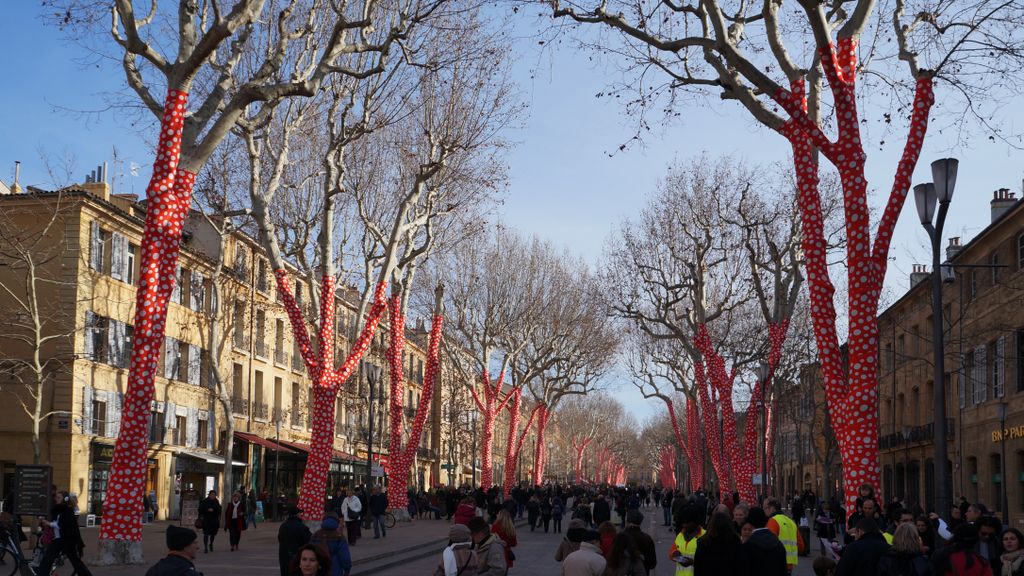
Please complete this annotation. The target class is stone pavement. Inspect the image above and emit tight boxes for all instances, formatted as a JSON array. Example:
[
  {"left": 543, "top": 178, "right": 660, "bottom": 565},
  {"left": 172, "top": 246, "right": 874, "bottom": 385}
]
[{"left": 76, "top": 514, "right": 455, "bottom": 575}]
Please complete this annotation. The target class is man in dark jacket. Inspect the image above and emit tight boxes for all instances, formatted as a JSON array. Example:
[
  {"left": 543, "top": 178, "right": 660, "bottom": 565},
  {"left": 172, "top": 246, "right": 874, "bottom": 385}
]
[
  {"left": 624, "top": 511, "right": 657, "bottom": 575},
  {"left": 146, "top": 525, "right": 202, "bottom": 576},
  {"left": 368, "top": 486, "right": 389, "bottom": 539},
  {"left": 277, "top": 506, "right": 311, "bottom": 576},
  {"left": 593, "top": 494, "right": 611, "bottom": 526},
  {"left": 741, "top": 507, "right": 787, "bottom": 576},
  {"left": 835, "top": 518, "right": 890, "bottom": 576}
]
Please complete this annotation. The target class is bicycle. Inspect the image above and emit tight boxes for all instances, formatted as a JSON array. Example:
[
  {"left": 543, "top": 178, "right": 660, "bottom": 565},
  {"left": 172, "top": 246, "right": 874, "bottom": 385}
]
[
  {"left": 382, "top": 512, "right": 396, "bottom": 529},
  {"left": 1, "top": 528, "right": 28, "bottom": 576}
]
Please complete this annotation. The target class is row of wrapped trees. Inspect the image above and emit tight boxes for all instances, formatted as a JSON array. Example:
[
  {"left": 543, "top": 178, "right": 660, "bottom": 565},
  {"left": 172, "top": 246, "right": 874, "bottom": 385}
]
[{"left": 553, "top": 0, "right": 1024, "bottom": 510}]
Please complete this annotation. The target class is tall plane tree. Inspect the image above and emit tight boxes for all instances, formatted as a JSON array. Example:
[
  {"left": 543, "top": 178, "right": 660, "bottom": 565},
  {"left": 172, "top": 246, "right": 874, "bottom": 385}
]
[{"left": 554, "top": 0, "right": 1024, "bottom": 509}]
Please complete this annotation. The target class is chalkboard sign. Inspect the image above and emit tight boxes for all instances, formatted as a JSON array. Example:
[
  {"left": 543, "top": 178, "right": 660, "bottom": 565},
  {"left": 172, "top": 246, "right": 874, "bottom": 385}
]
[
  {"left": 14, "top": 465, "right": 52, "bottom": 516},
  {"left": 180, "top": 498, "right": 199, "bottom": 528}
]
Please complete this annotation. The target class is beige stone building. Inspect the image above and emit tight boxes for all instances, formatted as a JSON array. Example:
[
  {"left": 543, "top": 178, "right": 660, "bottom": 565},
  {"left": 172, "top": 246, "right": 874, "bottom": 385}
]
[
  {"left": 877, "top": 189, "right": 1024, "bottom": 526},
  {"left": 0, "top": 178, "right": 460, "bottom": 521}
]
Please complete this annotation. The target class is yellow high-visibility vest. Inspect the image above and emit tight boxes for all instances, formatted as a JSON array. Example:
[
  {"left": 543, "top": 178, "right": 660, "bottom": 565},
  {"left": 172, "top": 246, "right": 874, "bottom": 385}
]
[
  {"left": 774, "top": 514, "right": 799, "bottom": 567},
  {"left": 671, "top": 528, "right": 704, "bottom": 576},
  {"left": 883, "top": 531, "right": 894, "bottom": 545}
]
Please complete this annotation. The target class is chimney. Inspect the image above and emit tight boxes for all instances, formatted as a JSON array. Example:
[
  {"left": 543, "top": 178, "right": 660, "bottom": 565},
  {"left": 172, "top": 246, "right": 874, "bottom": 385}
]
[
  {"left": 910, "top": 264, "right": 930, "bottom": 289},
  {"left": 81, "top": 163, "right": 110, "bottom": 201},
  {"left": 991, "top": 188, "right": 1018, "bottom": 222},
  {"left": 11, "top": 161, "right": 22, "bottom": 194},
  {"left": 945, "top": 237, "right": 963, "bottom": 261}
]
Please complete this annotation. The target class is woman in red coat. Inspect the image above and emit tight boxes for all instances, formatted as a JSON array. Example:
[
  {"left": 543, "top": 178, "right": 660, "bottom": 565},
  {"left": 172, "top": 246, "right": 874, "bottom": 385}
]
[
  {"left": 223, "top": 491, "right": 247, "bottom": 551},
  {"left": 491, "top": 509, "right": 518, "bottom": 568},
  {"left": 452, "top": 497, "right": 477, "bottom": 526}
]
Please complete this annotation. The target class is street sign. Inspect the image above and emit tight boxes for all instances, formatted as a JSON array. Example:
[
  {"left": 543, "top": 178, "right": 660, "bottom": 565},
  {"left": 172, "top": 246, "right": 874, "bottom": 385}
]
[
  {"left": 14, "top": 465, "right": 52, "bottom": 516},
  {"left": 752, "top": 474, "right": 763, "bottom": 485},
  {"left": 371, "top": 464, "right": 385, "bottom": 477},
  {"left": 441, "top": 464, "right": 456, "bottom": 470}
]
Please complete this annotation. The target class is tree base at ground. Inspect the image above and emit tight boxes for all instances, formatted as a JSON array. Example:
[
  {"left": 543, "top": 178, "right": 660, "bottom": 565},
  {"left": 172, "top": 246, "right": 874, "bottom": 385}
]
[{"left": 95, "top": 538, "right": 144, "bottom": 566}]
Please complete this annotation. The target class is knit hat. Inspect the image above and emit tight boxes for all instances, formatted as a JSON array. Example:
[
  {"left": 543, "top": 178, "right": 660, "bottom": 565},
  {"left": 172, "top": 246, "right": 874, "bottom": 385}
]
[
  {"left": 449, "top": 524, "right": 471, "bottom": 543},
  {"left": 166, "top": 525, "right": 197, "bottom": 551},
  {"left": 323, "top": 516, "right": 340, "bottom": 531}
]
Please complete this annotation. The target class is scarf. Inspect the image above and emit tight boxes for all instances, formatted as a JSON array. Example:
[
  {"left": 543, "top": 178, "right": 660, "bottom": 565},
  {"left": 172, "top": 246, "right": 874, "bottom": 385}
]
[{"left": 1001, "top": 549, "right": 1024, "bottom": 576}]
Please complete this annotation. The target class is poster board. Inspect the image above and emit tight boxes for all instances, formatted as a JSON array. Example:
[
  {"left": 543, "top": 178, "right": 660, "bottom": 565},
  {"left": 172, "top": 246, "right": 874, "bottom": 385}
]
[
  {"left": 180, "top": 498, "right": 199, "bottom": 528},
  {"left": 14, "top": 465, "right": 52, "bottom": 516}
]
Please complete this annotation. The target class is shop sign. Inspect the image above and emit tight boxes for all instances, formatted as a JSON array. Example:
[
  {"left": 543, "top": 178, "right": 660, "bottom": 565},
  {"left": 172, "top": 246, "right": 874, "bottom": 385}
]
[
  {"left": 14, "top": 465, "right": 52, "bottom": 516},
  {"left": 92, "top": 444, "right": 115, "bottom": 463},
  {"left": 992, "top": 426, "right": 1024, "bottom": 442}
]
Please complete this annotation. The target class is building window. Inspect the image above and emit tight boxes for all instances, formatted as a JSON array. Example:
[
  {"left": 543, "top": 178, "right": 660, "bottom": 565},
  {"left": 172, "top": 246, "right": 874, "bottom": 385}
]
[
  {"left": 234, "top": 245, "right": 248, "bottom": 279},
  {"left": 174, "top": 415, "right": 187, "bottom": 445},
  {"left": 164, "top": 337, "right": 182, "bottom": 381},
  {"left": 255, "top": 309, "right": 267, "bottom": 357},
  {"left": 897, "top": 335, "right": 905, "bottom": 364},
  {"left": 257, "top": 259, "right": 268, "bottom": 292},
  {"left": 84, "top": 312, "right": 107, "bottom": 362},
  {"left": 969, "top": 347, "right": 988, "bottom": 405},
  {"left": 198, "top": 416, "right": 209, "bottom": 448},
  {"left": 994, "top": 337, "right": 1006, "bottom": 398},
  {"left": 233, "top": 301, "right": 246, "bottom": 349},
  {"left": 126, "top": 244, "right": 137, "bottom": 285},
  {"left": 89, "top": 221, "right": 106, "bottom": 272},
  {"left": 149, "top": 410, "right": 164, "bottom": 443},
  {"left": 190, "top": 272, "right": 205, "bottom": 312},
  {"left": 91, "top": 400, "right": 107, "bottom": 436}
]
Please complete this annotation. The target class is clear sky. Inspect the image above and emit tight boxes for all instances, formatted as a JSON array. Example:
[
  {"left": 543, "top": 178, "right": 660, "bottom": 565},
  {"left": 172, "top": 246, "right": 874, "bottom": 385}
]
[{"left": 2, "top": 4, "right": 1022, "bottom": 422}]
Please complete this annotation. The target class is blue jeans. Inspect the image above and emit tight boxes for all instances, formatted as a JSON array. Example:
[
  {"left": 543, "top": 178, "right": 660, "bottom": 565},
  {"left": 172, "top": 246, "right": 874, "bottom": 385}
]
[
  {"left": 663, "top": 506, "right": 672, "bottom": 526},
  {"left": 372, "top": 514, "right": 387, "bottom": 538},
  {"left": 246, "top": 512, "right": 258, "bottom": 529}
]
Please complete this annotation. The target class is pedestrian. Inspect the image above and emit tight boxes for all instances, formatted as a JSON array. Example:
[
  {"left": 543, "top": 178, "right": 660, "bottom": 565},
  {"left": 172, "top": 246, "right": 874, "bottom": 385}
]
[
  {"left": 662, "top": 491, "right": 674, "bottom": 527},
  {"left": 527, "top": 495, "right": 541, "bottom": 532},
  {"left": 146, "top": 525, "right": 202, "bottom": 576},
  {"left": 435, "top": 523, "right": 478, "bottom": 576},
  {"left": 310, "top": 512, "right": 352, "bottom": 576},
  {"left": 575, "top": 497, "right": 594, "bottom": 528},
  {"left": 563, "top": 530, "right": 607, "bottom": 576},
  {"left": 330, "top": 488, "right": 345, "bottom": 517},
  {"left": 598, "top": 521, "right": 618, "bottom": 558},
  {"left": 815, "top": 502, "right": 838, "bottom": 543},
  {"left": 541, "top": 497, "right": 554, "bottom": 533},
  {"left": 835, "top": 518, "right": 891, "bottom": 576},
  {"left": 491, "top": 509, "right": 518, "bottom": 569},
  {"left": 931, "top": 524, "right": 992, "bottom": 576},
  {"left": 978, "top": 516, "right": 1004, "bottom": 573},
  {"left": 594, "top": 495, "right": 612, "bottom": 527},
  {"left": 557, "top": 518, "right": 588, "bottom": 562},
  {"left": 740, "top": 507, "right": 786, "bottom": 576},
  {"left": 693, "top": 511, "right": 744, "bottom": 576},
  {"left": 367, "top": 486, "right": 388, "bottom": 539},
  {"left": 36, "top": 492, "right": 93, "bottom": 576},
  {"left": 289, "top": 543, "right": 331, "bottom": 576},
  {"left": 603, "top": 531, "right": 646, "bottom": 576},
  {"left": 341, "top": 488, "right": 362, "bottom": 545},
  {"left": 278, "top": 506, "right": 312, "bottom": 576},
  {"left": 623, "top": 511, "right": 657, "bottom": 576},
  {"left": 916, "top": 516, "right": 938, "bottom": 557},
  {"left": 553, "top": 495, "right": 566, "bottom": 533},
  {"left": 668, "top": 505, "right": 705, "bottom": 576},
  {"left": 224, "top": 491, "right": 246, "bottom": 551},
  {"left": 764, "top": 498, "right": 803, "bottom": 575},
  {"left": 198, "top": 490, "right": 222, "bottom": 553},
  {"left": 467, "top": 517, "right": 507, "bottom": 576},
  {"left": 454, "top": 496, "right": 477, "bottom": 526},
  {"left": 876, "top": 523, "right": 932, "bottom": 576},
  {"left": 1001, "top": 528, "right": 1024, "bottom": 576},
  {"left": 246, "top": 489, "right": 259, "bottom": 530},
  {"left": 732, "top": 503, "right": 750, "bottom": 534}
]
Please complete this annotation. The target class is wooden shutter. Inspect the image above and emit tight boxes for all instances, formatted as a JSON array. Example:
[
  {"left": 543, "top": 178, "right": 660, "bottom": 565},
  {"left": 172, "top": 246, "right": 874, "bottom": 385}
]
[
  {"left": 89, "top": 221, "right": 102, "bottom": 271},
  {"left": 82, "top": 386, "right": 94, "bottom": 434},
  {"left": 110, "top": 233, "right": 126, "bottom": 281}
]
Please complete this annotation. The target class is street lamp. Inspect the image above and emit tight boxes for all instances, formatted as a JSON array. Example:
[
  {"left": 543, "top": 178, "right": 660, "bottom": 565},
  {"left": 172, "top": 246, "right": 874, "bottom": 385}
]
[
  {"left": 365, "top": 363, "right": 380, "bottom": 487},
  {"left": 997, "top": 401, "right": 1009, "bottom": 523},
  {"left": 758, "top": 361, "right": 770, "bottom": 502},
  {"left": 913, "top": 157, "right": 958, "bottom": 518},
  {"left": 901, "top": 426, "right": 912, "bottom": 500}
]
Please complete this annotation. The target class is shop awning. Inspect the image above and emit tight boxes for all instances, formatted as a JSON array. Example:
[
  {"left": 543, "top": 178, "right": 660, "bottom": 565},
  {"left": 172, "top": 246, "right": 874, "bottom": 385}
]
[
  {"left": 178, "top": 450, "right": 247, "bottom": 467},
  {"left": 234, "top": 431, "right": 298, "bottom": 454},
  {"left": 275, "top": 438, "right": 356, "bottom": 462}
]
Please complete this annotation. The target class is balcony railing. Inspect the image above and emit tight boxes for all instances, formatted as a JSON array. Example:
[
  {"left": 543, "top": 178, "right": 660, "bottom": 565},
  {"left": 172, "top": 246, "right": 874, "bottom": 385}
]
[
  {"left": 879, "top": 418, "right": 956, "bottom": 450},
  {"left": 292, "top": 355, "right": 305, "bottom": 373},
  {"left": 290, "top": 409, "right": 304, "bottom": 427},
  {"left": 255, "top": 340, "right": 267, "bottom": 358},
  {"left": 272, "top": 407, "right": 284, "bottom": 421},
  {"left": 231, "top": 397, "right": 249, "bottom": 416},
  {"left": 232, "top": 332, "right": 247, "bottom": 350},
  {"left": 253, "top": 403, "right": 269, "bottom": 420},
  {"left": 274, "top": 349, "right": 287, "bottom": 366},
  {"left": 416, "top": 447, "right": 436, "bottom": 460},
  {"left": 404, "top": 406, "right": 417, "bottom": 419}
]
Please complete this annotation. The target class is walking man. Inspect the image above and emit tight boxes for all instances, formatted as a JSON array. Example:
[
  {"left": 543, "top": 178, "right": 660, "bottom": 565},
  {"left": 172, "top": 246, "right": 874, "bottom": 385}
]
[{"left": 369, "top": 486, "right": 389, "bottom": 539}]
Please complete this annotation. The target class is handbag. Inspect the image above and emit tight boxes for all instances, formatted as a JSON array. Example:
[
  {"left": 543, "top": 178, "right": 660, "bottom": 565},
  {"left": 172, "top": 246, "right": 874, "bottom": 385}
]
[{"left": 194, "top": 517, "right": 204, "bottom": 530}]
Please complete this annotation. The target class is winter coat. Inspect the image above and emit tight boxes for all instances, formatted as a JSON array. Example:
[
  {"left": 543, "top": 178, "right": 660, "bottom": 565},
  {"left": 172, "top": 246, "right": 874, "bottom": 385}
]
[
  {"left": 602, "top": 550, "right": 646, "bottom": 576},
  {"left": 693, "top": 534, "right": 746, "bottom": 576},
  {"left": 876, "top": 550, "right": 933, "bottom": 576},
  {"left": 563, "top": 542, "right": 608, "bottom": 576},
  {"left": 454, "top": 503, "right": 477, "bottom": 526},
  {"left": 311, "top": 519, "right": 352, "bottom": 576},
  {"left": 556, "top": 534, "right": 584, "bottom": 562},
  {"left": 278, "top": 516, "right": 312, "bottom": 576},
  {"left": 368, "top": 493, "right": 389, "bottom": 516},
  {"left": 593, "top": 500, "right": 612, "bottom": 525},
  {"left": 491, "top": 523, "right": 517, "bottom": 568},
  {"left": 224, "top": 500, "right": 246, "bottom": 533},
  {"left": 933, "top": 550, "right": 994, "bottom": 576},
  {"left": 475, "top": 534, "right": 508, "bottom": 576},
  {"left": 835, "top": 532, "right": 891, "bottom": 576},
  {"left": 341, "top": 496, "right": 362, "bottom": 523},
  {"left": 741, "top": 529, "right": 787, "bottom": 576},
  {"left": 435, "top": 542, "right": 478, "bottom": 576},
  {"left": 199, "top": 497, "right": 222, "bottom": 534},
  {"left": 623, "top": 526, "right": 657, "bottom": 574},
  {"left": 145, "top": 554, "right": 203, "bottom": 576}
]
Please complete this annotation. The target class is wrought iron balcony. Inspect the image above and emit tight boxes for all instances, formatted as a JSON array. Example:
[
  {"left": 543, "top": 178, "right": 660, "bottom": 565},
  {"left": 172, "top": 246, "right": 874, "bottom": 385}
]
[
  {"left": 878, "top": 418, "right": 956, "bottom": 450},
  {"left": 255, "top": 340, "right": 267, "bottom": 358},
  {"left": 253, "top": 403, "right": 269, "bottom": 420},
  {"left": 274, "top": 349, "right": 287, "bottom": 366},
  {"left": 231, "top": 397, "right": 249, "bottom": 416}
]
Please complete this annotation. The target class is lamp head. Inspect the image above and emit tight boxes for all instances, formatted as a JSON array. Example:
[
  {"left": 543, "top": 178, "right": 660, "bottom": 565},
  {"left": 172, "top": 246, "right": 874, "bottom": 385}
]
[
  {"left": 931, "top": 158, "right": 959, "bottom": 203},
  {"left": 914, "top": 183, "right": 937, "bottom": 225}
]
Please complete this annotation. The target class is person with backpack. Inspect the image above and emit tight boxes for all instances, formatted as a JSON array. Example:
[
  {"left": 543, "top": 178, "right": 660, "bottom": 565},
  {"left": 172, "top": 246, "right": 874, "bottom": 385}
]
[
  {"left": 310, "top": 512, "right": 351, "bottom": 576},
  {"left": 931, "top": 524, "right": 993, "bottom": 576},
  {"left": 553, "top": 495, "right": 566, "bottom": 533},
  {"left": 435, "top": 524, "right": 478, "bottom": 576}
]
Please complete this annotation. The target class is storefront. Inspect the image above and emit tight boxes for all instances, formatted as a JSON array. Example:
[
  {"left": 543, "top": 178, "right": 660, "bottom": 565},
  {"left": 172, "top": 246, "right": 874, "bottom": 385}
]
[
  {"left": 172, "top": 451, "right": 245, "bottom": 520},
  {"left": 87, "top": 441, "right": 160, "bottom": 518}
]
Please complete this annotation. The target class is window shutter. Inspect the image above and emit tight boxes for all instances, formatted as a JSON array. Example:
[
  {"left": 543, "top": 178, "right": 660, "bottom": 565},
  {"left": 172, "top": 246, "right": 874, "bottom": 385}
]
[
  {"left": 171, "top": 263, "right": 182, "bottom": 303},
  {"left": 974, "top": 345, "right": 987, "bottom": 404},
  {"left": 188, "top": 345, "right": 201, "bottom": 386},
  {"left": 107, "top": 320, "right": 124, "bottom": 367},
  {"left": 207, "top": 411, "right": 215, "bottom": 450},
  {"left": 995, "top": 337, "right": 1006, "bottom": 398},
  {"left": 186, "top": 408, "right": 198, "bottom": 448},
  {"left": 191, "top": 272, "right": 204, "bottom": 312},
  {"left": 82, "top": 386, "right": 94, "bottom": 434},
  {"left": 89, "top": 221, "right": 102, "bottom": 271},
  {"left": 165, "top": 402, "right": 177, "bottom": 428},
  {"left": 110, "top": 233, "right": 126, "bottom": 281},
  {"left": 84, "top": 311, "right": 97, "bottom": 360},
  {"left": 164, "top": 337, "right": 176, "bottom": 380},
  {"left": 107, "top": 392, "right": 122, "bottom": 438}
]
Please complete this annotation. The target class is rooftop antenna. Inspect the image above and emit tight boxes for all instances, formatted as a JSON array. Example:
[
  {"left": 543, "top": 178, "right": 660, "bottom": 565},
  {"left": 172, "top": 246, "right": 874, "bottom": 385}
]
[{"left": 13, "top": 161, "right": 22, "bottom": 193}]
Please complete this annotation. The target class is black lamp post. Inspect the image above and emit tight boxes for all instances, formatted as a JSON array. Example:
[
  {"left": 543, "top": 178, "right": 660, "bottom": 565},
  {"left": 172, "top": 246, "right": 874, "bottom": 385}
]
[
  {"left": 758, "top": 361, "right": 770, "bottom": 502},
  {"left": 365, "top": 363, "right": 380, "bottom": 487},
  {"left": 913, "top": 157, "right": 958, "bottom": 518},
  {"left": 997, "top": 401, "right": 1009, "bottom": 523}
]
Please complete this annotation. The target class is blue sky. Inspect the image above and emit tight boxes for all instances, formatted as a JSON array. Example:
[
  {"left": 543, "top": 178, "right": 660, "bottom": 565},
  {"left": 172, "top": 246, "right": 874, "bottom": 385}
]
[{"left": 3, "top": 4, "right": 1022, "bottom": 421}]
